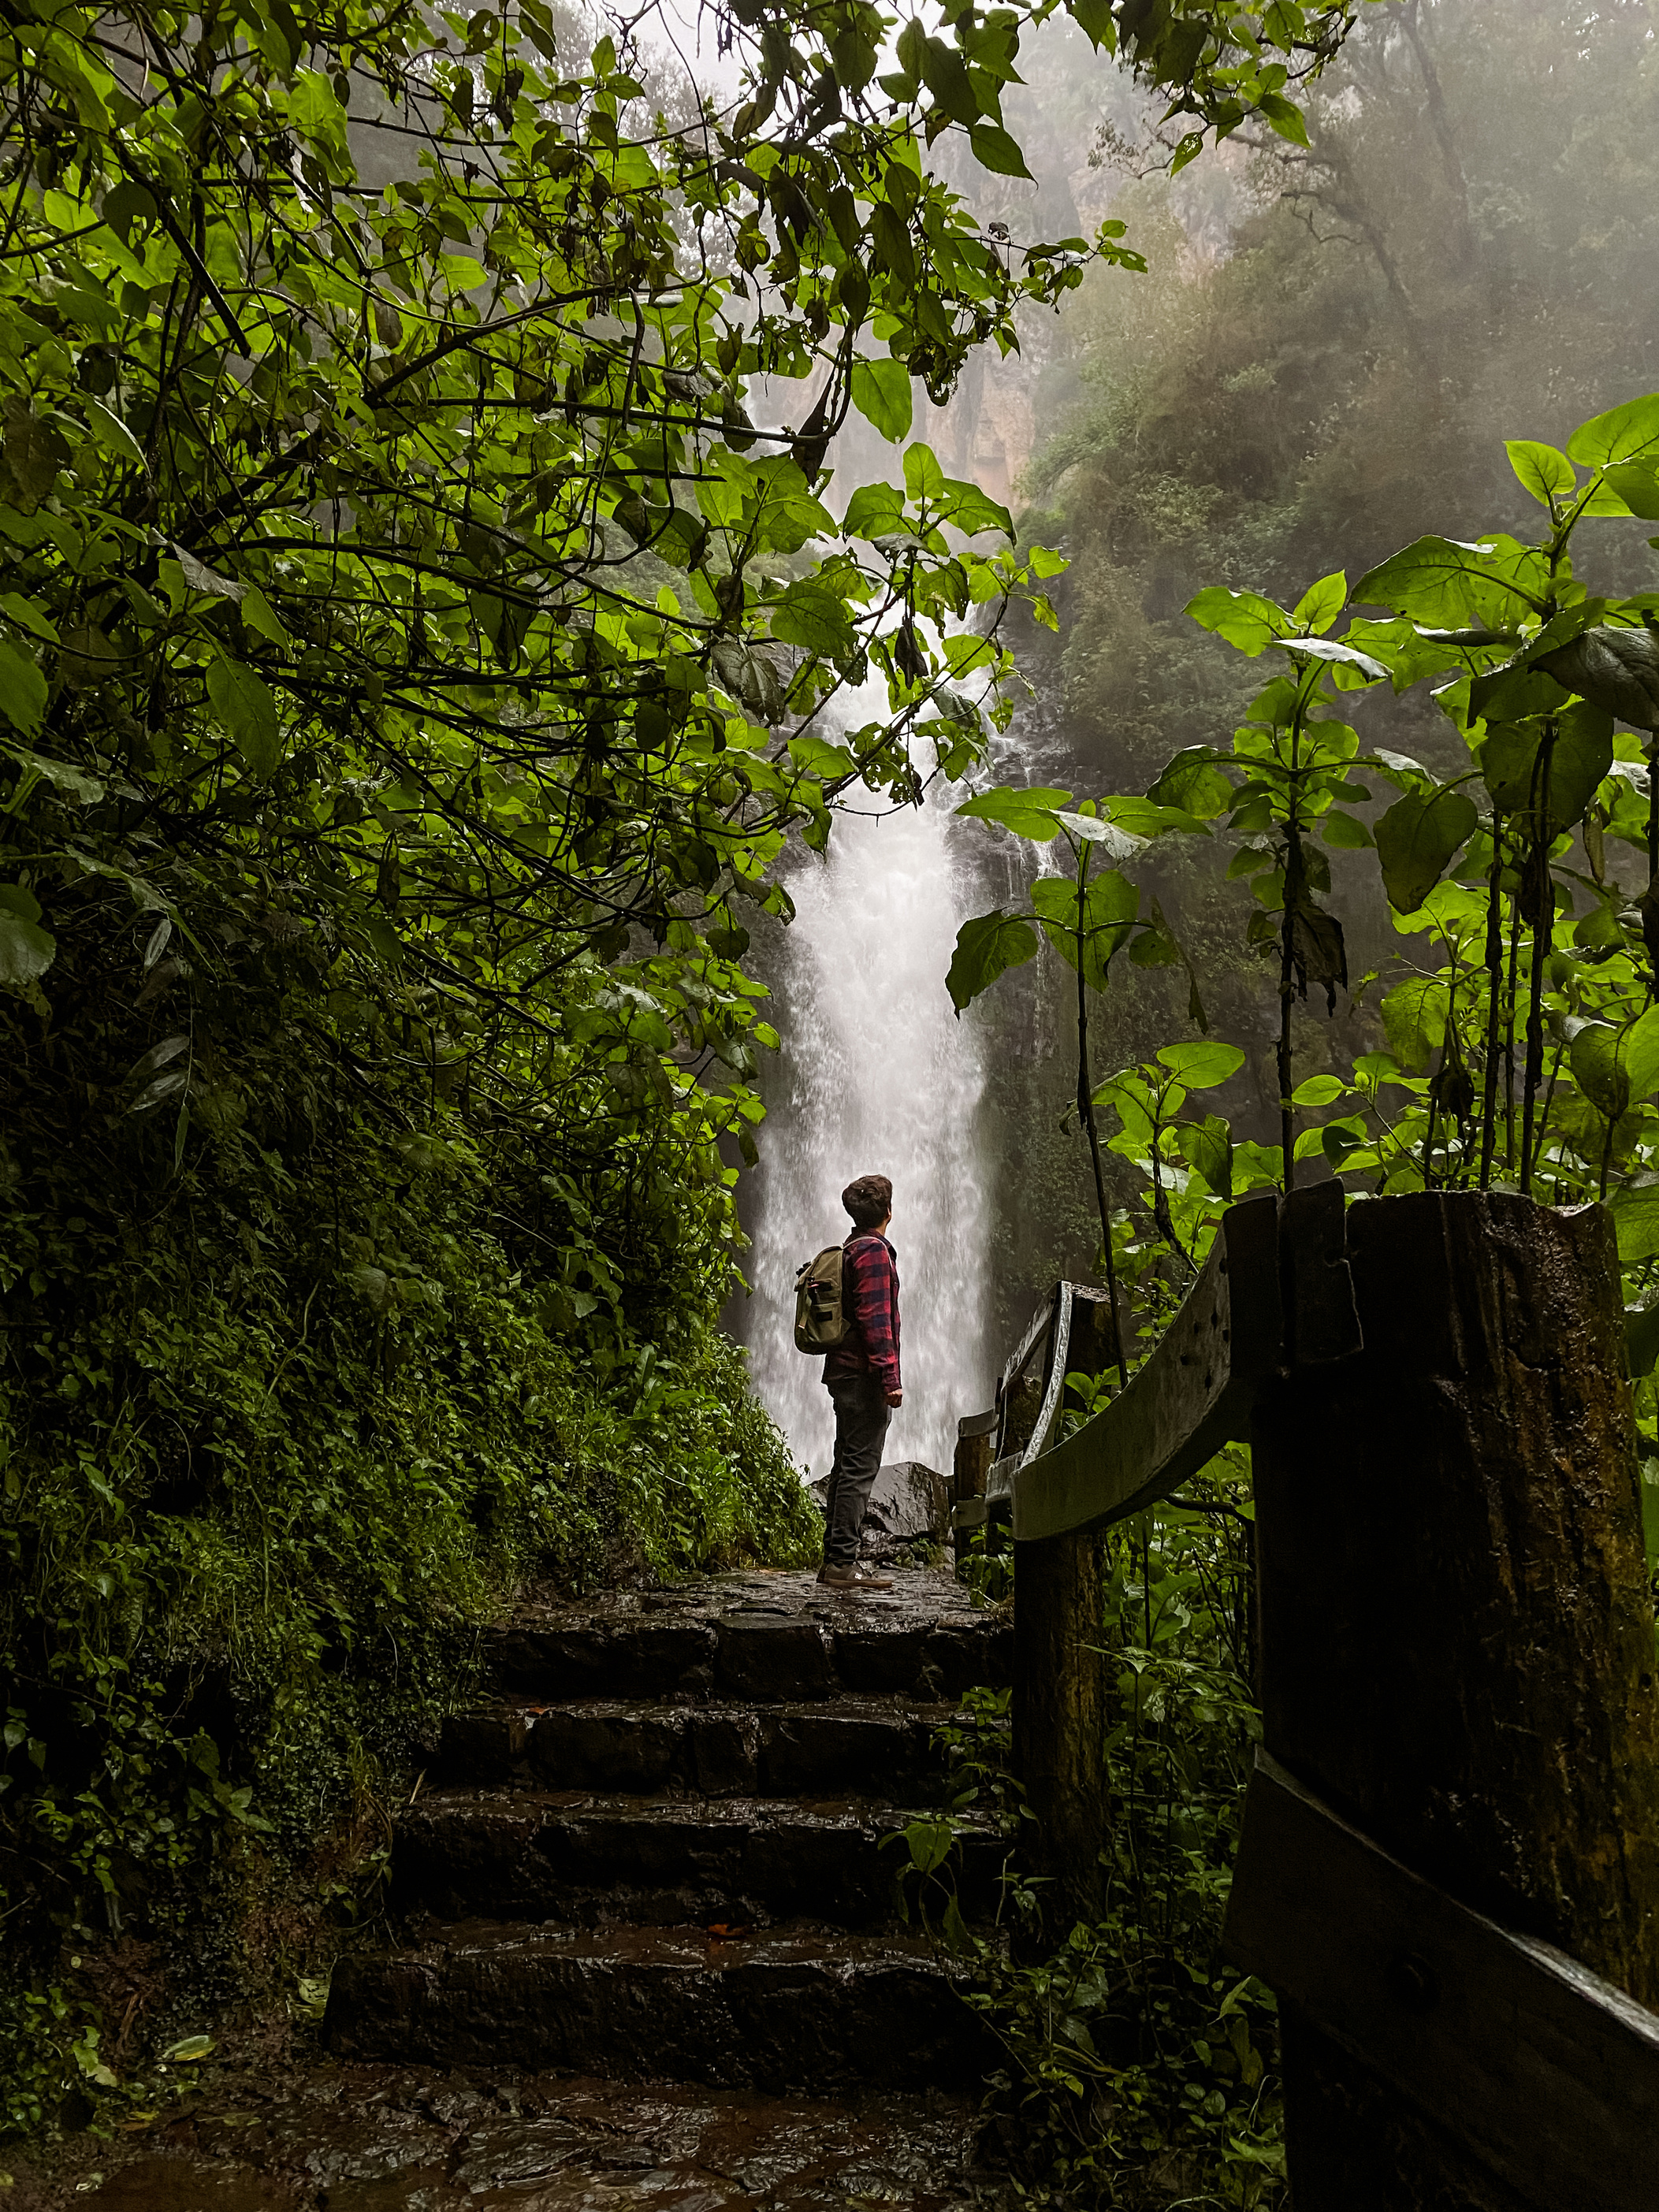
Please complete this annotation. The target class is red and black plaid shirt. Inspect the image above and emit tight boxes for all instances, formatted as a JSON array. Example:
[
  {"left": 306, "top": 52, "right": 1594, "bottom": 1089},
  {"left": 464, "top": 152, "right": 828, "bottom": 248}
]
[{"left": 823, "top": 1231, "right": 901, "bottom": 1392}]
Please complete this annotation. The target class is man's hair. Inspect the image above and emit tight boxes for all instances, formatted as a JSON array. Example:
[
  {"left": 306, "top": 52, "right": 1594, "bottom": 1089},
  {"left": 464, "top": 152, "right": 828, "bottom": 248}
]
[{"left": 843, "top": 1173, "right": 892, "bottom": 1229}]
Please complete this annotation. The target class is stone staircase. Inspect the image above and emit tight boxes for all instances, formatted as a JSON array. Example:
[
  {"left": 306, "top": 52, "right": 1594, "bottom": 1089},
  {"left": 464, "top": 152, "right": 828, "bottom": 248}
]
[{"left": 325, "top": 1568, "right": 1014, "bottom": 2096}]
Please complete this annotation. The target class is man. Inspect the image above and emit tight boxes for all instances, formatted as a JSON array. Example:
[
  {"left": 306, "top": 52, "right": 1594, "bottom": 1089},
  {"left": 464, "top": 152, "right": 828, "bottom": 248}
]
[{"left": 819, "top": 1173, "right": 902, "bottom": 1591}]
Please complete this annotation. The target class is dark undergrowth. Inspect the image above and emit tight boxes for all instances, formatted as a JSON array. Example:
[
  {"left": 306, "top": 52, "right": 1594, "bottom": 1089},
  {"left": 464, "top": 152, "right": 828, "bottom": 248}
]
[
  {"left": 1, "top": 958, "right": 816, "bottom": 2139},
  {"left": 905, "top": 1444, "right": 1283, "bottom": 2210}
]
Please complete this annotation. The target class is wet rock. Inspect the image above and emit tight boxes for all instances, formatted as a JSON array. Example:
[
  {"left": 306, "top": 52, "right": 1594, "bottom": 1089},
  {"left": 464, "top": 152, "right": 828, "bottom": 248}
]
[
  {"left": 392, "top": 1791, "right": 1006, "bottom": 1928},
  {"left": 325, "top": 1925, "right": 999, "bottom": 2093},
  {"left": 72, "top": 2158, "right": 298, "bottom": 2212},
  {"left": 712, "top": 1619, "right": 835, "bottom": 1703}
]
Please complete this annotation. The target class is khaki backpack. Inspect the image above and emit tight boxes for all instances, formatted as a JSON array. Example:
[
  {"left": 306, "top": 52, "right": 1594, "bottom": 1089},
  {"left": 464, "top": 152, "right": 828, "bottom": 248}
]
[{"left": 794, "top": 1244, "right": 850, "bottom": 1351}]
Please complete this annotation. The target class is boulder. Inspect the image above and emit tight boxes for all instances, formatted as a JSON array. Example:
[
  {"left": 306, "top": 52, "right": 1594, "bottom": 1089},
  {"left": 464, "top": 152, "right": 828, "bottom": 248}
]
[{"left": 807, "top": 1460, "right": 948, "bottom": 1554}]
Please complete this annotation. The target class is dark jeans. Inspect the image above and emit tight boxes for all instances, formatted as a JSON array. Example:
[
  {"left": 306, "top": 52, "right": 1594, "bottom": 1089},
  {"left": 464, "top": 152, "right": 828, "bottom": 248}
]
[{"left": 822, "top": 1373, "right": 892, "bottom": 1569}]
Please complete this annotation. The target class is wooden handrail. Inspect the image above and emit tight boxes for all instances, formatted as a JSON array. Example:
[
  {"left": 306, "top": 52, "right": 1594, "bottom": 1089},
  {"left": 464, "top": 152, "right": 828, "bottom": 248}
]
[{"left": 983, "top": 1191, "right": 1287, "bottom": 1540}]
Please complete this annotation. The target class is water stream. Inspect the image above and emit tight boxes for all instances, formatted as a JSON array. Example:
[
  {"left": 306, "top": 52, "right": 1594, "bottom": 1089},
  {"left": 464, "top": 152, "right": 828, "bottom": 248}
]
[{"left": 739, "top": 783, "right": 995, "bottom": 1482}]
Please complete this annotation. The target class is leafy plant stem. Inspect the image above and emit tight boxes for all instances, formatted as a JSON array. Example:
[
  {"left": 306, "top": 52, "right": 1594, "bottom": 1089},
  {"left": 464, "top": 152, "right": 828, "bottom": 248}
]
[
  {"left": 1073, "top": 840, "right": 1129, "bottom": 1391},
  {"left": 1277, "top": 736, "right": 1305, "bottom": 1195},
  {"left": 1521, "top": 728, "right": 1557, "bottom": 1194},
  {"left": 1479, "top": 818, "right": 1505, "bottom": 1189},
  {"left": 1505, "top": 873, "right": 1523, "bottom": 1176}
]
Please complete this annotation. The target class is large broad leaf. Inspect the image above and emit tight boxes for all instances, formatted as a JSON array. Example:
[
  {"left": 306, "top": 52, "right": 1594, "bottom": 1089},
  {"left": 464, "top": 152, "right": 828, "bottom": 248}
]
[
  {"left": 1535, "top": 625, "right": 1659, "bottom": 730},
  {"left": 1374, "top": 788, "right": 1478, "bottom": 913},
  {"left": 770, "top": 578, "right": 854, "bottom": 658},
  {"left": 1566, "top": 392, "right": 1659, "bottom": 469},
  {"left": 1381, "top": 976, "right": 1448, "bottom": 1073},
  {"left": 1479, "top": 704, "right": 1612, "bottom": 835},
  {"left": 936, "top": 478, "right": 1014, "bottom": 538},
  {"left": 1569, "top": 1023, "right": 1630, "bottom": 1121},
  {"left": 1290, "top": 571, "right": 1346, "bottom": 634},
  {"left": 1156, "top": 1042, "right": 1244, "bottom": 1090},
  {"left": 206, "top": 655, "right": 281, "bottom": 779},
  {"left": 1622, "top": 1006, "right": 1659, "bottom": 1101},
  {"left": 849, "top": 357, "right": 912, "bottom": 444},
  {"left": 1351, "top": 535, "right": 1549, "bottom": 627},
  {"left": 968, "top": 122, "right": 1033, "bottom": 179},
  {"left": 1598, "top": 462, "right": 1659, "bottom": 520},
  {"left": 1032, "top": 868, "right": 1139, "bottom": 991},
  {"left": 1505, "top": 440, "right": 1577, "bottom": 507},
  {"left": 955, "top": 786, "right": 1071, "bottom": 841},
  {"left": 843, "top": 481, "right": 905, "bottom": 540},
  {"left": 0, "top": 879, "right": 55, "bottom": 989},
  {"left": 1148, "top": 746, "right": 1233, "bottom": 819},
  {"left": 1175, "top": 1114, "right": 1233, "bottom": 1199},
  {"left": 1270, "top": 635, "right": 1389, "bottom": 682},
  {"left": 946, "top": 909, "right": 1039, "bottom": 1012},
  {"left": 0, "top": 638, "right": 47, "bottom": 733},
  {"left": 1185, "top": 587, "right": 1290, "bottom": 655},
  {"left": 1610, "top": 1179, "right": 1659, "bottom": 1263}
]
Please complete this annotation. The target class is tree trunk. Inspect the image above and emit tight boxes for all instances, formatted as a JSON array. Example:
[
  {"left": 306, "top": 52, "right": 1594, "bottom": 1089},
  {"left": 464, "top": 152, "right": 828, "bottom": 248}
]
[{"left": 1251, "top": 1191, "right": 1659, "bottom": 2207}]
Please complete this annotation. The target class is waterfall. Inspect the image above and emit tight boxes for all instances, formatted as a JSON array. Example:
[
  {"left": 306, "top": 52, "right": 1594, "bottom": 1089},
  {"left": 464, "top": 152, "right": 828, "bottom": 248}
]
[{"left": 740, "top": 781, "right": 994, "bottom": 1483}]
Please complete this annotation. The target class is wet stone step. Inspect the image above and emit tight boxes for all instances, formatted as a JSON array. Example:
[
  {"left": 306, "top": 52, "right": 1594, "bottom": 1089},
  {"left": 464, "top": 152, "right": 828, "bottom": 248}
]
[
  {"left": 438, "top": 1695, "right": 1002, "bottom": 1802},
  {"left": 392, "top": 1790, "right": 1011, "bottom": 1929},
  {"left": 486, "top": 1611, "right": 1014, "bottom": 1705},
  {"left": 325, "top": 1919, "right": 999, "bottom": 2094},
  {"left": 485, "top": 1567, "right": 1014, "bottom": 1706}
]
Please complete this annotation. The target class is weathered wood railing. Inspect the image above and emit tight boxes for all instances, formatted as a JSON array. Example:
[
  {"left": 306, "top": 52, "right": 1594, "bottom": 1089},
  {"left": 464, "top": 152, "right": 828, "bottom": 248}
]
[{"left": 954, "top": 1184, "right": 1659, "bottom": 2210}]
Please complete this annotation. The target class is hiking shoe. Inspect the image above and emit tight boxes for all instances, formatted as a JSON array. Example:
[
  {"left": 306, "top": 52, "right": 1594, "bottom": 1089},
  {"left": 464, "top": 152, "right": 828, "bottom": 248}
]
[{"left": 816, "top": 1564, "right": 895, "bottom": 1590}]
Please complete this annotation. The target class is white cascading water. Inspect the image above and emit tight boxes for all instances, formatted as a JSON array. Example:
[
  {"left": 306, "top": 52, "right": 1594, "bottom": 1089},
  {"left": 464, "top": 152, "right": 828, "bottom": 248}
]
[{"left": 741, "top": 769, "right": 994, "bottom": 1482}]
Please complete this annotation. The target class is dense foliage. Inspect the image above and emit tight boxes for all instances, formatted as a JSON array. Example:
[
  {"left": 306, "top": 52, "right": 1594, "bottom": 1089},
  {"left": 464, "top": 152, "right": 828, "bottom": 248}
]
[
  {"left": 906, "top": 1449, "right": 1278, "bottom": 2209},
  {"left": 0, "top": 0, "right": 1384, "bottom": 2137}
]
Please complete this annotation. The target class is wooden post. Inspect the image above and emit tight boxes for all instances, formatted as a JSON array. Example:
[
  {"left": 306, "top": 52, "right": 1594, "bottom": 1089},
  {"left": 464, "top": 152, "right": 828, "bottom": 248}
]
[
  {"left": 1252, "top": 1191, "right": 1659, "bottom": 2207},
  {"left": 1013, "top": 1292, "right": 1111, "bottom": 1939},
  {"left": 1014, "top": 1523, "right": 1105, "bottom": 1935},
  {"left": 953, "top": 1411, "right": 995, "bottom": 1579}
]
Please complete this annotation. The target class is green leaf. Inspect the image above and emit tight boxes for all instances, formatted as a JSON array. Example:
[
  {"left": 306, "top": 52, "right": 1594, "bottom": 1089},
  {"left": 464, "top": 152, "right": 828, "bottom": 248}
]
[
  {"left": 937, "top": 478, "right": 1014, "bottom": 538},
  {"left": 1255, "top": 90, "right": 1309, "bottom": 147},
  {"left": 1291, "top": 571, "right": 1346, "bottom": 635},
  {"left": 1373, "top": 789, "right": 1478, "bottom": 913},
  {"left": 1175, "top": 1114, "right": 1233, "bottom": 1199},
  {"left": 0, "top": 638, "right": 47, "bottom": 732},
  {"left": 770, "top": 578, "right": 854, "bottom": 658},
  {"left": 1570, "top": 1023, "right": 1630, "bottom": 1121},
  {"left": 1271, "top": 635, "right": 1388, "bottom": 681},
  {"left": 903, "top": 443, "right": 946, "bottom": 505},
  {"left": 1321, "top": 809, "right": 1373, "bottom": 849},
  {"left": 1505, "top": 441, "right": 1576, "bottom": 507},
  {"left": 1156, "top": 1042, "right": 1244, "bottom": 1089},
  {"left": 1610, "top": 1180, "right": 1659, "bottom": 1263},
  {"left": 968, "top": 122, "right": 1033, "bottom": 178},
  {"left": 1479, "top": 705, "right": 1612, "bottom": 835},
  {"left": 1622, "top": 1007, "right": 1659, "bottom": 1102},
  {"left": 1597, "top": 462, "right": 1659, "bottom": 520},
  {"left": 1032, "top": 868, "right": 1139, "bottom": 989},
  {"left": 955, "top": 785, "right": 1071, "bottom": 841},
  {"left": 946, "top": 909, "right": 1039, "bottom": 1011},
  {"left": 1185, "top": 587, "right": 1290, "bottom": 655},
  {"left": 1380, "top": 976, "right": 1448, "bottom": 1073},
  {"left": 843, "top": 481, "right": 906, "bottom": 539},
  {"left": 1147, "top": 747, "right": 1232, "bottom": 819},
  {"left": 1351, "top": 535, "right": 1549, "bottom": 626},
  {"left": 206, "top": 656, "right": 281, "bottom": 779},
  {"left": 160, "top": 2035, "right": 215, "bottom": 2063},
  {"left": 0, "top": 883, "right": 54, "bottom": 991},
  {"left": 83, "top": 397, "right": 145, "bottom": 467},
  {"left": 1566, "top": 392, "right": 1659, "bottom": 469},
  {"left": 1625, "top": 1300, "right": 1659, "bottom": 1380},
  {"left": 849, "top": 357, "right": 912, "bottom": 444},
  {"left": 1535, "top": 626, "right": 1659, "bottom": 731}
]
